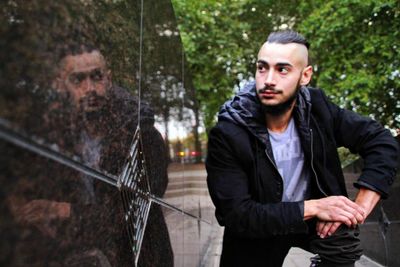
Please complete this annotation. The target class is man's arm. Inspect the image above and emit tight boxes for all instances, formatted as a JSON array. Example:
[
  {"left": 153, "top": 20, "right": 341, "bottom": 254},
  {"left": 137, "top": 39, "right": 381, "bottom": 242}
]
[
  {"left": 311, "top": 89, "right": 398, "bottom": 237},
  {"left": 323, "top": 89, "right": 399, "bottom": 199}
]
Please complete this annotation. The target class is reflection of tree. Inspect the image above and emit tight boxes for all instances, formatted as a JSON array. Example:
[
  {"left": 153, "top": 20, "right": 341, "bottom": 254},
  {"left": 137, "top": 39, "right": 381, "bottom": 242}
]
[
  {"left": 144, "top": 74, "right": 202, "bottom": 162},
  {"left": 144, "top": 76, "right": 182, "bottom": 158},
  {"left": 140, "top": 0, "right": 203, "bottom": 162}
]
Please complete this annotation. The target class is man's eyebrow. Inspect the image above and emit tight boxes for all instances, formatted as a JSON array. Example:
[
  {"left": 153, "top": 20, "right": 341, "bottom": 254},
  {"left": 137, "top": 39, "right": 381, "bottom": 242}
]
[
  {"left": 256, "top": 60, "right": 293, "bottom": 68},
  {"left": 276, "top": 62, "right": 293, "bottom": 68}
]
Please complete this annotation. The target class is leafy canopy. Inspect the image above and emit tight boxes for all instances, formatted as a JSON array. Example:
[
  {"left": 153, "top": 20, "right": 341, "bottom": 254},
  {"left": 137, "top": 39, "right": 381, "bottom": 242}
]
[{"left": 172, "top": 0, "right": 400, "bottom": 131}]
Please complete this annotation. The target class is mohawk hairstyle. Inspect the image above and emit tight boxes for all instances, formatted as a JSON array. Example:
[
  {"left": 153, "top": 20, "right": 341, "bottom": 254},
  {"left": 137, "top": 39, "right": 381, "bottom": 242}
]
[
  {"left": 266, "top": 30, "right": 311, "bottom": 65},
  {"left": 267, "top": 30, "right": 310, "bottom": 49}
]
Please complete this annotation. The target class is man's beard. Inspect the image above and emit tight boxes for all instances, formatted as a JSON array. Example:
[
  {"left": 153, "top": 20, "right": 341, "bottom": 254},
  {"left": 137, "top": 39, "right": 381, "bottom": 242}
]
[
  {"left": 75, "top": 91, "right": 109, "bottom": 135},
  {"left": 258, "top": 81, "right": 301, "bottom": 116},
  {"left": 78, "top": 91, "right": 108, "bottom": 114}
]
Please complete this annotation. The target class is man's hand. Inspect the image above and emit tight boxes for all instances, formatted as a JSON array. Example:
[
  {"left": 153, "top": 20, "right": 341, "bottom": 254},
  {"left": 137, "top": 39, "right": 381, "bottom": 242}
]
[
  {"left": 16, "top": 199, "right": 71, "bottom": 223},
  {"left": 9, "top": 199, "right": 71, "bottom": 238},
  {"left": 304, "top": 196, "right": 365, "bottom": 227},
  {"left": 311, "top": 188, "right": 381, "bottom": 238}
]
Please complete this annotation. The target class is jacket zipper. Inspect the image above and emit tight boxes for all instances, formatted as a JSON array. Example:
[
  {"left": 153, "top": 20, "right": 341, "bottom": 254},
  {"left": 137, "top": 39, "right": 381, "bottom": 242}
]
[
  {"left": 310, "top": 128, "right": 328, "bottom": 196},
  {"left": 264, "top": 148, "right": 284, "bottom": 198}
]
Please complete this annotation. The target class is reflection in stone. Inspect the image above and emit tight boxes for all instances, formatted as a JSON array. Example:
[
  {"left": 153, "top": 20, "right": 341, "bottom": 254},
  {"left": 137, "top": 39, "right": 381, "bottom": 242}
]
[
  {"left": 0, "top": 43, "right": 173, "bottom": 266},
  {"left": 0, "top": 0, "right": 215, "bottom": 266}
]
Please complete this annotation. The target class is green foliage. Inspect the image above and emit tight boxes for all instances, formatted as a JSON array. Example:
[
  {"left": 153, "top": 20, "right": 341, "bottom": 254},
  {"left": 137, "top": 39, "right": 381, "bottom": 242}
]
[
  {"left": 338, "top": 147, "right": 359, "bottom": 168},
  {"left": 172, "top": 0, "right": 400, "bottom": 130},
  {"left": 171, "top": 0, "right": 256, "bottom": 130},
  {"left": 298, "top": 0, "right": 400, "bottom": 127}
]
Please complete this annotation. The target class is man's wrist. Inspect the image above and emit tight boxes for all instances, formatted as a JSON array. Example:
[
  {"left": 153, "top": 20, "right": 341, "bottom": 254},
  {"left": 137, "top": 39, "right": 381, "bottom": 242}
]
[
  {"left": 355, "top": 187, "right": 381, "bottom": 219},
  {"left": 304, "top": 200, "right": 317, "bottom": 220}
]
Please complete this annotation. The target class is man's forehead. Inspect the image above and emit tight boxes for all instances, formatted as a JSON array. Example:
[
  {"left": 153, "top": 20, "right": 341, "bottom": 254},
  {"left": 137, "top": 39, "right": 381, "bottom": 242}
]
[
  {"left": 61, "top": 51, "right": 106, "bottom": 73},
  {"left": 258, "top": 42, "right": 309, "bottom": 67}
]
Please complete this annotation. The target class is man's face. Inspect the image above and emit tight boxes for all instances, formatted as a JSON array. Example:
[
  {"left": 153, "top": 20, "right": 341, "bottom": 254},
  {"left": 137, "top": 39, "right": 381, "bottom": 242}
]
[
  {"left": 56, "top": 50, "right": 111, "bottom": 112},
  {"left": 255, "top": 42, "right": 312, "bottom": 111}
]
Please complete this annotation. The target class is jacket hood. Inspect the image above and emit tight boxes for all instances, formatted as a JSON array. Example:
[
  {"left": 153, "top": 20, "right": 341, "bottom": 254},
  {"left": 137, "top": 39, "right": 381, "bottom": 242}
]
[{"left": 218, "top": 81, "right": 312, "bottom": 144}]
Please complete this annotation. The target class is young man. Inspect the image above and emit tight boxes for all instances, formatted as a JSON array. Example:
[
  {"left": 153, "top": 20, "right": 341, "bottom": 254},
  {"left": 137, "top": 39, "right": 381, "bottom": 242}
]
[
  {"left": 206, "top": 31, "right": 398, "bottom": 267},
  {"left": 51, "top": 45, "right": 174, "bottom": 267},
  {"left": 2, "top": 45, "right": 173, "bottom": 266}
]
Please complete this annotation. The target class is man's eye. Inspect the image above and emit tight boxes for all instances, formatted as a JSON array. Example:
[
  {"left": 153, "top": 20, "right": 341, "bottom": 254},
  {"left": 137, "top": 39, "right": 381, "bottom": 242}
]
[
  {"left": 278, "top": 67, "right": 289, "bottom": 74},
  {"left": 91, "top": 69, "right": 104, "bottom": 81},
  {"left": 69, "top": 73, "right": 86, "bottom": 84},
  {"left": 257, "top": 65, "right": 266, "bottom": 72}
]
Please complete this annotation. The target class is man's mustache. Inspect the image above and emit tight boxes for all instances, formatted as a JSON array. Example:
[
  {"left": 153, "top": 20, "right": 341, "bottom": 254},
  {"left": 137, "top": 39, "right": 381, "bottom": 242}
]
[
  {"left": 79, "top": 92, "right": 107, "bottom": 108},
  {"left": 257, "top": 86, "right": 283, "bottom": 94}
]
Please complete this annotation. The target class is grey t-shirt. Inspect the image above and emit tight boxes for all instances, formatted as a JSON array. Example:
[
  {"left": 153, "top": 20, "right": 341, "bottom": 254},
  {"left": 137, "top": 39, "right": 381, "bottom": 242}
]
[{"left": 268, "top": 118, "right": 311, "bottom": 201}]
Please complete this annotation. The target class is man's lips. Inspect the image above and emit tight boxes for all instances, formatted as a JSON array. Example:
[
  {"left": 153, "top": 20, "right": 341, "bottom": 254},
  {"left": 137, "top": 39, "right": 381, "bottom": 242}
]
[
  {"left": 258, "top": 88, "right": 282, "bottom": 98},
  {"left": 260, "top": 90, "right": 277, "bottom": 96},
  {"left": 80, "top": 95, "right": 106, "bottom": 109},
  {"left": 87, "top": 96, "right": 99, "bottom": 106}
]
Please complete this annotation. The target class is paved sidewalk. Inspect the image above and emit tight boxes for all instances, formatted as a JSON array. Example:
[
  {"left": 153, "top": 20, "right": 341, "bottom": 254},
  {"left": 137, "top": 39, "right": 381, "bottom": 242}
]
[{"left": 283, "top": 247, "right": 384, "bottom": 267}]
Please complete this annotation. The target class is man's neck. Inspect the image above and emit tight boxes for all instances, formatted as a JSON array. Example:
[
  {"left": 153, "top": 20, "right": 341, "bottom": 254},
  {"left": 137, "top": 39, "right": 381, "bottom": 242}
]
[{"left": 265, "top": 106, "right": 295, "bottom": 133}]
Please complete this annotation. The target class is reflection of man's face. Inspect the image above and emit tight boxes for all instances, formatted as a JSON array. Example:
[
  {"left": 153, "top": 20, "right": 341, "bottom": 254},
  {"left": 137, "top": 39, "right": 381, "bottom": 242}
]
[{"left": 56, "top": 50, "right": 111, "bottom": 112}]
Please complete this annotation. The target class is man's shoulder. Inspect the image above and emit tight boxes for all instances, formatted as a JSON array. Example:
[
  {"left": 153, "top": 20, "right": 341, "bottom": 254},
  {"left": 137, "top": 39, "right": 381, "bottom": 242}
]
[
  {"left": 110, "top": 85, "right": 155, "bottom": 124},
  {"left": 208, "top": 120, "right": 255, "bottom": 159},
  {"left": 305, "top": 87, "right": 334, "bottom": 112},
  {"left": 210, "top": 120, "right": 251, "bottom": 140},
  {"left": 110, "top": 85, "right": 136, "bottom": 100},
  {"left": 307, "top": 87, "right": 327, "bottom": 101}
]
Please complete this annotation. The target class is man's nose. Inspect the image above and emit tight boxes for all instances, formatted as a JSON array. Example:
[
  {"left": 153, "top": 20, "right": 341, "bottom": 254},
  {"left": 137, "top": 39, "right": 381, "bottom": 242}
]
[
  {"left": 82, "top": 78, "right": 96, "bottom": 92},
  {"left": 265, "top": 69, "right": 277, "bottom": 86}
]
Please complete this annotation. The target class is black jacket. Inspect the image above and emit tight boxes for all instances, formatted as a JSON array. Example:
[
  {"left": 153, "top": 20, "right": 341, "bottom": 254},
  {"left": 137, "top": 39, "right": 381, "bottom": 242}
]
[{"left": 206, "top": 82, "right": 398, "bottom": 265}]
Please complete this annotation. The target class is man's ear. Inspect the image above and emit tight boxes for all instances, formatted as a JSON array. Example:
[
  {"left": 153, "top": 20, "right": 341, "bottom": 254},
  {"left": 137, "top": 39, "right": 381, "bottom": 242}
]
[{"left": 300, "top": 65, "right": 313, "bottom": 86}]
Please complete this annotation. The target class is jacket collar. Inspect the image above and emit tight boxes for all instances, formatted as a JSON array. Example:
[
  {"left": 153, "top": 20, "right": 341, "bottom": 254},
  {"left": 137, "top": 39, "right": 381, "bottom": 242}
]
[{"left": 218, "top": 81, "right": 312, "bottom": 146}]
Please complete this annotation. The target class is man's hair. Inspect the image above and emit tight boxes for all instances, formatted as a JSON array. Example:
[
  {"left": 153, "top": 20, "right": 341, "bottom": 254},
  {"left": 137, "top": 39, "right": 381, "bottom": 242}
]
[
  {"left": 266, "top": 30, "right": 311, "bottom": 65},
  {"left": 57, "top": 43, "right": 98, "bottom": 61},
  {"left": 54, "top": 43, "right": 106, "bottom": 74},
  {"left": 266, "top": 30, "right": 310, "bottom": 49}
]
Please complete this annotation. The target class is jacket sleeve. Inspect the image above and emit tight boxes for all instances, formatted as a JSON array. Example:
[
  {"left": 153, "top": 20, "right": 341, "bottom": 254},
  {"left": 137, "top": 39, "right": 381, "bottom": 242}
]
[
  {"left": 320, "top": 90, "right": 399, "bottom": 198},
  {"left": 206, "top": 125, "right": 308, "bottom": 238}
]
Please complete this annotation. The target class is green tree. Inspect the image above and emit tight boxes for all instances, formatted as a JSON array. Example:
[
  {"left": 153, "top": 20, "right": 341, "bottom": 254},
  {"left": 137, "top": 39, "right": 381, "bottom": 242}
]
[
  {"left": 297, "top": 0, "right": 400, "bottom": 128},
  {"left": 172, "top": 0, "right": 256, "bottom": 130},
  {"left": 172, "top": 0, "right": 399, "bottom": 130}
]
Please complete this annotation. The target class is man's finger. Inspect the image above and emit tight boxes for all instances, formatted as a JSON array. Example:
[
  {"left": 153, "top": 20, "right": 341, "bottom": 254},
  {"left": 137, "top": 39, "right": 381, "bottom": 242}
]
[
  {"left": 316, "top": 221, "right": 343, "bottom": 239},
  {"left": 318, "top": 221, "right": 333, "bottom": 238}
]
